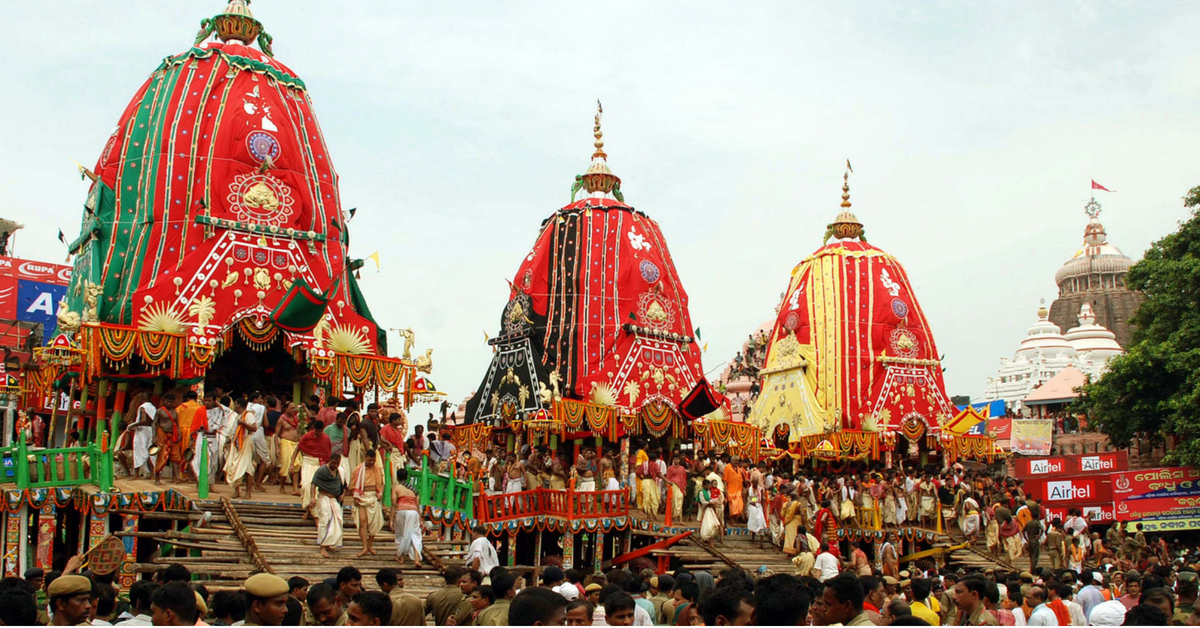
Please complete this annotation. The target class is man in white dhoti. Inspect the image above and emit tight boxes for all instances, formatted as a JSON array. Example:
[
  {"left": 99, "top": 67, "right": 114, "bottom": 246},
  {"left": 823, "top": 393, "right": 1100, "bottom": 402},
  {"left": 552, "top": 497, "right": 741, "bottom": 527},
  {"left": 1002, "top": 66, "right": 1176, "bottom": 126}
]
[
  {"left": 350, "top": 450, "right": 384, "bottom": 558},
  {"left": 224, "top": 399, "right": 259, "bottom": 499},
  {"left": 463, "top": 525, "right": 499, "bottom": 576},
  {"left": 289, "top": 420, "right": 332, "bottom": 511},
  {"left": 390, "top": 467, "right": 424, "bottom": 568},
  {"left": 190, "top": 396, "right": 222, "bottom": 487},
  {"left": 310, "top": 453, "right": 346, "bottom": 559},
  {"left": 119, "top": 393, "right": 155, "bottom": 478},
  {"left": 247, "top": 392, "right": 269, "bottom": 490}
]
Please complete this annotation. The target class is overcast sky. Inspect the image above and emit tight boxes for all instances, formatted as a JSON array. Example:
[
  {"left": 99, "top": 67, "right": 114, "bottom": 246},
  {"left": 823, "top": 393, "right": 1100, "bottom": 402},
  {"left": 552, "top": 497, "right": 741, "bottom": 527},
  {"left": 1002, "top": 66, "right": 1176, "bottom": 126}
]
[{"left": 3, "top": 1, "right": 1197, "bottom": 420}]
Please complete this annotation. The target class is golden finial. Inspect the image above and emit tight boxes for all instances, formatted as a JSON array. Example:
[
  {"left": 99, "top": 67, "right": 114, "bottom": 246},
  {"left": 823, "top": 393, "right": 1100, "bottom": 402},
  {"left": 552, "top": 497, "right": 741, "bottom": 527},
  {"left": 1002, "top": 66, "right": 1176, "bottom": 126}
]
[
  {"left": 592, "top": 100, "right": 606, "bottom": 161},
  {"left": 576, "top": 101, "right": 622, "bottom": 201},
  {"left": 823, "top": 160, "right": 864, "bottom": 244},
  {"left": 841, "top": 159, "right": 853, "bottom": 208}
]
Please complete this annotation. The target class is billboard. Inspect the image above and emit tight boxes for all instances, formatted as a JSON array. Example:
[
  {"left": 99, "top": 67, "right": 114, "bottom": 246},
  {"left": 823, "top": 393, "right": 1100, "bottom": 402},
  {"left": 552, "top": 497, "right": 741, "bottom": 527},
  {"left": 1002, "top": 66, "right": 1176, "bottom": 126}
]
[
  {"left": 1043, "top": 502, "right": 1116, "bottom": 524},
  {"left": 1111, "top": 466, "right": 1200, "bottom": 500},
  {"left": 1011, "top": 419, "right": 1053, "bottom": 455},
  {"left": 0, "top": 256, "right": 72, "bottom": 344},
  {"left": 1014, "top": 451, "right": 1128, "bottom": 479},
  {"left": 1116, "top": 495, "right": 1200, "bottom": 520},
  {"left": 1023, "top": 476, "right": 1113, "bottom": 503}
]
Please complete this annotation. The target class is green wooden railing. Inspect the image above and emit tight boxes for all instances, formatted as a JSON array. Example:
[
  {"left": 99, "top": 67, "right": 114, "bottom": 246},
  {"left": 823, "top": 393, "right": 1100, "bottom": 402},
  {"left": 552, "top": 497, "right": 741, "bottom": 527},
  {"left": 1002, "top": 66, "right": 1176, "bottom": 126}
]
[
  {"left": 415, "top": 456, "right": 474, "bottom": 519},
  {"left": 2, "top": 434, "right": 113, "bottom": 491}
]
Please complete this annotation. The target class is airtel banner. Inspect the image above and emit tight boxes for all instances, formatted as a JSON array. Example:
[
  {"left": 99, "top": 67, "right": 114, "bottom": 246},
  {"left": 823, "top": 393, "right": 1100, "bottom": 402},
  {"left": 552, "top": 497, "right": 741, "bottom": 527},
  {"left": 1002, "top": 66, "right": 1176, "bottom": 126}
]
[
  {"left": 1023, "top": 476, "right": 1113, "bottom": 503},
  {"left": 1014, "top": 451, "right": 1128, "bottom": 478},
  {"left": 1043, "top": 503, "right": 1116, "bottom": 524}
]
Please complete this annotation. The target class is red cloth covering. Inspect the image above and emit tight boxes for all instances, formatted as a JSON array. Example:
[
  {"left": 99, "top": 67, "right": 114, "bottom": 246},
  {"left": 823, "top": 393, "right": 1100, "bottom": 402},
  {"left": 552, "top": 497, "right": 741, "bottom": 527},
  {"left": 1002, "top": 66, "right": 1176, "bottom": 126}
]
[
  {"left": 380, "top": 424, "right": 406, "bottom": 454},
  {"left": 297, "top": 431, "right": 332, "bottom": 465},
  {"left": 1048, "top": 599, "right": 1070, "bottom": 626}
]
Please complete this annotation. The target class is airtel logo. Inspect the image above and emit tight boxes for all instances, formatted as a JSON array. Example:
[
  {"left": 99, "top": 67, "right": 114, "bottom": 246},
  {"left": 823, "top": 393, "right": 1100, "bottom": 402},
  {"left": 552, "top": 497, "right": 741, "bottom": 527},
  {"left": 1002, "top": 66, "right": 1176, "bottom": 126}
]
[
  {"left": 1047, "top": 481, "right": 1092, "bottom": 501},
  {"left": 1030, "top": 460, "right": 1063, "bottom": 474},
  {"left": 1081, "top": 456, "right": 1115, "bottom": 471},
  {"left": 1083, "top": 506, "right": 1115, "bottom": 522}
]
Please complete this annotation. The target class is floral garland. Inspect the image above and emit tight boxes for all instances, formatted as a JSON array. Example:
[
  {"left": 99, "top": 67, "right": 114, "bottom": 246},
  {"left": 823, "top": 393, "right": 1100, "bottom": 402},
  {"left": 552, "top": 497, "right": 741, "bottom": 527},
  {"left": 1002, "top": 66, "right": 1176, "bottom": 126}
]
[
  {"left": 446, "top": 424, "right": 494, "bottom": 453},
  {"left": 942, "top": 435, "right": 1000, "bottom": 463},
  {"left": 553, "top": 398, "right": 629, "bottom": 440},
  {"left": 766, "top": 431, "right": 881, "bottom": 461},
  {"left": 695, "top": 420, "right": 762, "bottom": 461},
  {"left": 237, "top": 318, "right": 278, "bottom": 349},
  {"left": 334, "top": 354, "right": 407, "bottom": 390},
  {"left": 900, "top": 418, "right": 926, "bottom": 442},
  {"left": 79, "top": 324, "right": 186, "bottom": 381},
  {"left": 511, "top": 419, "right": 564, "bottom": 443},
  {"left": 637, "top": 401, "right": 676, "bottom": 438}
]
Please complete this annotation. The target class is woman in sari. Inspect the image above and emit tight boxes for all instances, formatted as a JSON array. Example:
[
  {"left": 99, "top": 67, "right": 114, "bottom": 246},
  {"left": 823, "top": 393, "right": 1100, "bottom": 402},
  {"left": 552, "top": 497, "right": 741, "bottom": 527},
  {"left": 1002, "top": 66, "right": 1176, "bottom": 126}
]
[
  {"left": 813, "top": 500, "right": 840, "bottom": 558},
  {"left": 697, "top": 480, "right": 723, "bottom": 543},
  {"left": 781, "top": 490, "right": 803, "bottom": 556}
]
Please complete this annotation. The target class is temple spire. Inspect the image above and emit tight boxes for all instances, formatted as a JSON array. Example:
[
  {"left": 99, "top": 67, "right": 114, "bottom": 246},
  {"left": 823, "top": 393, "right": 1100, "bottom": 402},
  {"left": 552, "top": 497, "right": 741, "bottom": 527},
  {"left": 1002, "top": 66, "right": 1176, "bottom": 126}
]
[
  {"left": 196, "top": 0, "right": 274, "bottom": 57},
  {"left": 592, "top": 100, "right": 607, "bottom": 161},
  {"left": 841, "top": 160, "right": 852, "bottom": 209},
  {"left": 576, "top": 100, "right": 623, "bottom": 202},
  {"left": 823, "top": 160, "right": 865, "bottom": 244}
]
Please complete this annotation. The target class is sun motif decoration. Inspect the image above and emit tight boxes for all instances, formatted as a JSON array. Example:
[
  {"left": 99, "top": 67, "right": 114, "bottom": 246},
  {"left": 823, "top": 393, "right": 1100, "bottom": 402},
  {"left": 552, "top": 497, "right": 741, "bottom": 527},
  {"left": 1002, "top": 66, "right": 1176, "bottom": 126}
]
[
  {"left": 138, "top": 302, "right": 187, "bottom": 334},
  {"left": 590, "top": 382, "right": 618, "bottom": 406},
  {"left": 327, "top": 325, "right": 370, "bottom": 355},
  {"left": 226, "top": 173, "right": 295, "bottom": 227}
]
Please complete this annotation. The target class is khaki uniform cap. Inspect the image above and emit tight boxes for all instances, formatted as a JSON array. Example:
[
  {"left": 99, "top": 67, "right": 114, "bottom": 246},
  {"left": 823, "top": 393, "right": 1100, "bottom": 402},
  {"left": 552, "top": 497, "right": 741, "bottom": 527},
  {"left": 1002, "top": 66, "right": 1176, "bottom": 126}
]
[
  {"left": 244, "top": 573, "right": 289, "bottom": 598},
  {"left": 48, "top": 575, "right": 91, "bottom": 597}
]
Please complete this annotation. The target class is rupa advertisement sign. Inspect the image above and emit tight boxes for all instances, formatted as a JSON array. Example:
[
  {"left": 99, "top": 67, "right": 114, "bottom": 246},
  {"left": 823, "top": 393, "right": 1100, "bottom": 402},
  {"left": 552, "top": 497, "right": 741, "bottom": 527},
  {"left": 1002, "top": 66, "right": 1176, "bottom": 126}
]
[{"left": 0, "top": 256, "right": 73, "bottom": 341}]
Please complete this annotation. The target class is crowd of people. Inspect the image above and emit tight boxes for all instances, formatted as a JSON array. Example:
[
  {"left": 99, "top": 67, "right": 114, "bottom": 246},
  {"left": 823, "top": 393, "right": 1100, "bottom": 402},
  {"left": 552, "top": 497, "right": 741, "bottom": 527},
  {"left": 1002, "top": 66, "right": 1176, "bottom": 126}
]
[{"left": 8, "top": 543, "right": 1200, "bottom": 626}]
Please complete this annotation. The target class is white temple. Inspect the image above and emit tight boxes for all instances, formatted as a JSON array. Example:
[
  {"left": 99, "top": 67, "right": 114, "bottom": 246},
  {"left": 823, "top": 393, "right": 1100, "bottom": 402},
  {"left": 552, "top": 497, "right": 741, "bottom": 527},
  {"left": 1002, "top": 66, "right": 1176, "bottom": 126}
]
[{"left": 981, "top": 301, "right": 1123, "bottom": 411}]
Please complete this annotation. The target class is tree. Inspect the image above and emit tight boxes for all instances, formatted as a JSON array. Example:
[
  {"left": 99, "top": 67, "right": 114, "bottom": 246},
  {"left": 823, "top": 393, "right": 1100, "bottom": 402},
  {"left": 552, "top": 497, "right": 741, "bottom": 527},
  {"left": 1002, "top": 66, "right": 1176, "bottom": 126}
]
[{"left": 1073, "top": 186, "right": 1200, "bottom": 465}]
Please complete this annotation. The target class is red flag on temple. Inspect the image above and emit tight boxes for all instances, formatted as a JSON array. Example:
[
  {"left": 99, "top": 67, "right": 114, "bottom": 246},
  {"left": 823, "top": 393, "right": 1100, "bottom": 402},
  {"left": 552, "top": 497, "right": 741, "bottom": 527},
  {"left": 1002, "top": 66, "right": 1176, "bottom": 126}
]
[{"left": 1091, "top": 179, "right": 1113, "bottom": 192}]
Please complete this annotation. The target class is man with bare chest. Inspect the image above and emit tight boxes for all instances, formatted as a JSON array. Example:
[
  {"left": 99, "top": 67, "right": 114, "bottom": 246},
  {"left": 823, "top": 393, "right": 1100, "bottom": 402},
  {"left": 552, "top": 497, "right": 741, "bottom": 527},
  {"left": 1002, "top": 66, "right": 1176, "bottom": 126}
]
[
  {"left": 574, "top": 449, "right": 597, "bottom": 492},
  {"left": 275, "top": 404, "right": 301, "bottom": 495},
  {"left": 505, "top": 454, "right": 526, "bottom": 494},
  {"left": 152, "top": 393, "right": 182, "bottom": 485},
  {"left": 525, "top": 446, "right": 547, "bottom": 490}
]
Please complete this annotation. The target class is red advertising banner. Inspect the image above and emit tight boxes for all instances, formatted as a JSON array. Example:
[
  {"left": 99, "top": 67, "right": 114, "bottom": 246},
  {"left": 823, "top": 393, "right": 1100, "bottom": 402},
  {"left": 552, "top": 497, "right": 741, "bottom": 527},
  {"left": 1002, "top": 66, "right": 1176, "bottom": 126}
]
[
  {"left": 1116, "top": 495, "right": 1200, "bottom": 520},
  {"left": 1023, "top": 476, "right": 1113, "bottom": 503},
  {"left": 1043, "top": 502, "right": 1117, "bottom": 524},
  {"left": 0, "top": 257, "right": 71, "bottom": 285},
  {"left": 1014, "top": 451, "right": 1128, "bottom": 479},
  {"left": 1111, "top": 467, "right": 1200, "bottom": 499},
  {"left": 987, "top": 419, "right": 1012, "bottom": 440}
]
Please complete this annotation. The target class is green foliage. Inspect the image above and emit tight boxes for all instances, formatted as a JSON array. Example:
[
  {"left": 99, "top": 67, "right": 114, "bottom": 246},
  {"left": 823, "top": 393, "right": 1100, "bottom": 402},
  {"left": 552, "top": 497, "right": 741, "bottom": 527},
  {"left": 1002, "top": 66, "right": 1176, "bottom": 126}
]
[{"left": 1074, "top": 186, "right": 1200, "bottom": 465}]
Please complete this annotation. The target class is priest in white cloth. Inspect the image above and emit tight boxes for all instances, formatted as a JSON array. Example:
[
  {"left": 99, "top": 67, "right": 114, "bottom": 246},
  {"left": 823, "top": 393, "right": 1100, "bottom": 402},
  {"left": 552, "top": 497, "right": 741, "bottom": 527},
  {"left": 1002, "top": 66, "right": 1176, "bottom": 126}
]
[
  {"left": 119, "top": 392, "right": 156, "bottom": 478},
  {"left": 390, "top": 467, "right": 424, "bottom": 568},
  {"left": 310, "top": 452, "right": 346, "bottom": 558},
  {"left": 223, "top": 398, "right": 259, "bottom": 499},
  {"left": 350, "top": 450, "right": 385, "bottom": 558},
  {"left": 189, "top": 396, "right": 223, "bottom": 486}
]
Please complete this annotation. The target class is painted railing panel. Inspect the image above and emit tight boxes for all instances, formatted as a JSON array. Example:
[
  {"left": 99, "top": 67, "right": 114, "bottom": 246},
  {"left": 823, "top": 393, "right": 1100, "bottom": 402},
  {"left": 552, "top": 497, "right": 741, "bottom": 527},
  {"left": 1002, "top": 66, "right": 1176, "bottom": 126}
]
[
  {"left": 3, "top": 435, "right": 113, "bottom": 490},
  {"left": 475, "top": 487, "right": 630, "bottom": 523},
  {"left": 414, "top": 457, "right": 474, "bottom": 519}
]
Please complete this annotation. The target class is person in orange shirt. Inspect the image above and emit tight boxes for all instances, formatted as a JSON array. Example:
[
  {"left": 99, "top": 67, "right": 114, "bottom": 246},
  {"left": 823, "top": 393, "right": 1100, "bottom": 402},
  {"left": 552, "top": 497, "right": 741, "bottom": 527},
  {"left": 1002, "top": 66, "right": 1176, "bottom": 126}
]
[
  {"left": 174, "top": 390, "right": 203, "bottom": 482},
  {"left": 722, "top": 455, "right": 745, "bottom": 522}
]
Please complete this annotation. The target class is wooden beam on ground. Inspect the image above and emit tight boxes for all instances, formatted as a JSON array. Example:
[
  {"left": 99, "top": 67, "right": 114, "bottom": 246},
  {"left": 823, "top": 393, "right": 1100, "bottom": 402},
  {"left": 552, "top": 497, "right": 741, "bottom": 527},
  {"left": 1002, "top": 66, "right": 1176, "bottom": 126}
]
[{"left": 222, "top": 497, "right": 274, "bottom": 574}]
